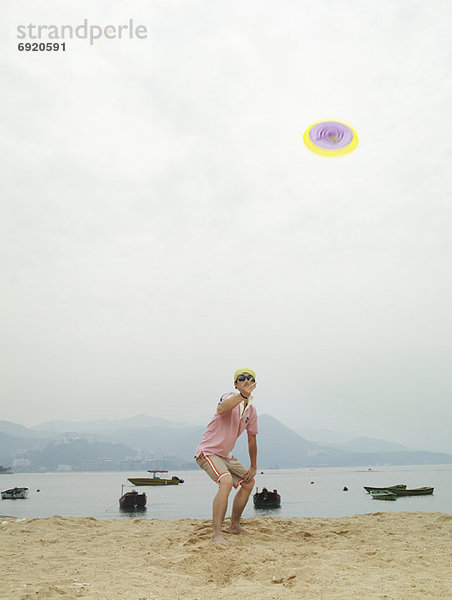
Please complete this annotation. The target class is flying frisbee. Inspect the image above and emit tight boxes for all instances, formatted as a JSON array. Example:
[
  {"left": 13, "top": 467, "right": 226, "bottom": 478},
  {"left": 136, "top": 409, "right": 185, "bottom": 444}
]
[{"left": 303, "top": 120, "right": 358, "bottom": 156}]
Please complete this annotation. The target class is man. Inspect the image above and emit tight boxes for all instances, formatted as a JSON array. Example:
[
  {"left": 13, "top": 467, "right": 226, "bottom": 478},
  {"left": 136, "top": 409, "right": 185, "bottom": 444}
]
[{"left": 195, "top": 367, "right": 258, "bottom": 545}]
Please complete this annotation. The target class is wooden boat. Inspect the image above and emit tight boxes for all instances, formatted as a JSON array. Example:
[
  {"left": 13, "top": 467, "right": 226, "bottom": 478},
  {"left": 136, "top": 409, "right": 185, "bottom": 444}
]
[
  {"left": 128, "top": 470, "right": 184, "bottom": 486},
  {"left": 1, "top": 487, "right": 29, "bottom": 499},
  {"left": 391, "top": 487, "right": 434, "bottom": 496},
  {"left": 370, "top": 490, "right": 397, "bottom": 501},
  {"left": 119, "top": 489, "right": 147, "bottom": 509},
  {"left": 253, "top": 487, "right": 281, "bottom": 508},
  {"left": 363, "top": 484, "right": 406, "bottom": 493}
]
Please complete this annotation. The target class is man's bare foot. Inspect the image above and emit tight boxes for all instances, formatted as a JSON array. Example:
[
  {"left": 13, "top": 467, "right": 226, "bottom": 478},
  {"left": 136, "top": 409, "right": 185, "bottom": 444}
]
[
  {"left": 227, "top": 524, "right": 250, "bottom": 535},
  {"left": 212, "top": 533, "right": 231, "bottom": 545}
]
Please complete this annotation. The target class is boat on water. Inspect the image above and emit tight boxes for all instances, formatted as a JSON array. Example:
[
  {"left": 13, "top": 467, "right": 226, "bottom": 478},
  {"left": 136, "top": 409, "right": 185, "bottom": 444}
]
[
  {"left": 391, "top": 487, "right": 434, "bottom": 496},
  {"left": 128, "top": 470, "right": 184, "bottom": 486},
  {"left": 370, "top": 490, "right": 397, "bottom": 501},
  {"left": 253, "top": 487, "right": 281, "bottom": 509},
  {"left": 1, "top": 487, "right": 29, "bottom": 499},
  {"left": 0, "top": 466, "right": 12, "bottom": 474},
  {"left": 367, "top": 486, "right": 434, "bottom": 499},
  {"left": 363, "top": 484, "right": 406, "bottom": 493},
  {"left": 119, "top": 489, "right": 147, "bottom": 510}
]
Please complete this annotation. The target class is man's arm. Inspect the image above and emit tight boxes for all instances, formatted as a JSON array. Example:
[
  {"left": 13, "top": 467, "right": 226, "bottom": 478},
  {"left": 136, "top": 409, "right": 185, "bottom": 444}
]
[
  {"left": 242, "top": 433, "right": 257, "bottom": 483},
  {"left": 216, "top": 392, "right": 242, "bottom": 415},
  {"left": 217, "top": 379, "right": 256, "bottom": 415}
]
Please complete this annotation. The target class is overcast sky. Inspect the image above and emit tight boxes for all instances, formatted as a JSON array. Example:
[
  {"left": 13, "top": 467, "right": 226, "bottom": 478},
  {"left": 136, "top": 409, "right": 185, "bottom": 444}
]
[{"left": 1, "top": 1, "right": 451, "bottom": 453}]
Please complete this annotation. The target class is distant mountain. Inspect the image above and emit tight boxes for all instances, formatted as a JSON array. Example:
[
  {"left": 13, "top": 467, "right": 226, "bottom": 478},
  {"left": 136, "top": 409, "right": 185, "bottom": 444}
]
[
  {"left": 29, "top": 438, "right": 135, "bottom": 471},
  {"left": 1, "top": 414, "right": 451, "bottom": 472},
  {"left": 101, "top": 424, "right": 205, "bottom": 457},
  {"left": 0, "top": 421, "right": 56, "bottom": 439},
  {"left": 0, "top": 431, "right": 195, "bottom": 472},
  {"left": 295, "top": 426, "right": 353, "bottom": 445},
  {"left": 232, "top": 415, "right": 452, "bottom": 468},
  {"left": 330, "top": 436, "right": 413, "bottom": 453},
  {"left": 295, "top": 427, "right": 415, "bottom": 453},
  {"left": 222, "top": 414, "right": 452, "bottom": 468},
  {"left": 32, "top": 415, "right": 196, "bottom": 434},
  {"left": 233, "top": 414, "right": 347, "bottom": 468},
  {"left": 0, "top": 432, "right": 48, "bottom": 465}
]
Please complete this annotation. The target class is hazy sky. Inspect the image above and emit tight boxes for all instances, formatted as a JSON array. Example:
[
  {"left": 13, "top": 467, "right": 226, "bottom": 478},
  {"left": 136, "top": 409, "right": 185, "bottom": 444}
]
[{"left": 1, "top": 1, "right": 451, "bottom": 453}]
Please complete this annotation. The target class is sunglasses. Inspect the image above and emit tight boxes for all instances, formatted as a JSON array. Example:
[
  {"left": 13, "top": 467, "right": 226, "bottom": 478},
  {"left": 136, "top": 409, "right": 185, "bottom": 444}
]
[{"left": 236, "top": 374, "right": 255, "bottom": 383}]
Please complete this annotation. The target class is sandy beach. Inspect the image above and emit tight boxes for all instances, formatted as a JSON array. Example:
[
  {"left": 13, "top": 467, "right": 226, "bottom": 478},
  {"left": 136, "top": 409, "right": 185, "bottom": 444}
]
[{"left": 1, "top": 512, "right": 450, "bottom": 599}]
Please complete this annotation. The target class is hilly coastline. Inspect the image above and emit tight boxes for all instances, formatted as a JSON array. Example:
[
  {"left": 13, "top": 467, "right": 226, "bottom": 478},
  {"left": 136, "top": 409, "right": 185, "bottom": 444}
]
[{"left": 0, "top": 415, "right": 451, "bottom": 473}]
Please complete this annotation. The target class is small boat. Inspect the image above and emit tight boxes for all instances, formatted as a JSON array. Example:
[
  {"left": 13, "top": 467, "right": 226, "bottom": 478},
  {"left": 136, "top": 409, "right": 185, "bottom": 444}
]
[
  {"left": 363, "top": 484, "right": 406, "bottom": 493},
  {"left": 128, "top": 470, "right": 184, "bottom": 486},
  {"left": 391, "top": 487, "right": 434, "bottom": 496},
  {"left": 253, "top": 487, "right": 281, "bottom": 508},
  {"left": 119, "top": 489, "right": 147, "bottom": 510},
  {"left": 370, "top": 490, "right": 397, "bottom": 501},
  {"left": 1, "top": 487, "right": 29, "bottom": 499}
]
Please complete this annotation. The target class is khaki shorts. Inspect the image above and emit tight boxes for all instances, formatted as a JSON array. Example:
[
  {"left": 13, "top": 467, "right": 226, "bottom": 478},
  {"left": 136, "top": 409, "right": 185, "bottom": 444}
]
[{"left": 196, "top": 453, "right": 247, "bottom": 488}]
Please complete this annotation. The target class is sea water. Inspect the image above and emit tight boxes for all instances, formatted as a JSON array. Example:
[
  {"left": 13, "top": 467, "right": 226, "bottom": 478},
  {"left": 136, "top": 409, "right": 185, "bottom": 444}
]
[{"left": 1, "top": 464, "right": 450, "bottom": 520}]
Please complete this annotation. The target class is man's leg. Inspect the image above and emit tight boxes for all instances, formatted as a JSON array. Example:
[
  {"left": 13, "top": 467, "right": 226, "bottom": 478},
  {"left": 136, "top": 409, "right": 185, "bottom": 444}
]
[
  {"left": 212, "top": 474, "right": 233, "bottom": 544},
  {"left": 228, "top": 479, "right": 255, "bottom": 534}
]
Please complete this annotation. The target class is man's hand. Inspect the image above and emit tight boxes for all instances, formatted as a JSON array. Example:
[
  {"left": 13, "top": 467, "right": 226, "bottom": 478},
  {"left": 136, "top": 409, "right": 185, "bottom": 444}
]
[
  {"left": 242, "top": 466, "right": 257, "bottom": 484},
  {"left": 241, "top": 379, "right": 256, "bottom": 398}
]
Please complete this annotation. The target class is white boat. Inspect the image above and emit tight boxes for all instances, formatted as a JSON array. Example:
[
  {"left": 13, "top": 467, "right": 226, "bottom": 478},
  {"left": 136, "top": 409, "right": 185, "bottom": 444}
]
[{"left": 1, "top": 487, "right": 29, "bottom": 499}]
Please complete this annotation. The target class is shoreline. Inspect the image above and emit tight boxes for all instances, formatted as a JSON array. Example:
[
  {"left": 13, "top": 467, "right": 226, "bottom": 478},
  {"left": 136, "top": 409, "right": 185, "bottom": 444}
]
[
  {"left": 1, "top": 512, "right": 451, "bottom": 599},
  {"left": 1, "top": 509, "right": 451, "bottom": 521}
]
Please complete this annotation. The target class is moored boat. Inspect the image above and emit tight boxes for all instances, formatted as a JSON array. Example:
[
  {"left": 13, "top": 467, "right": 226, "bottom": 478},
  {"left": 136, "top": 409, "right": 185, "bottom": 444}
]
[
  {"left": 253, "top": 487, "right": 281, "bottom": 508},
  {"left": 370, "top": 490, "right": 397, "bottom": 501},
  {"left": 1, "top": 487, "right": 29, "bottom": 499},
  {"left": 364, "top": 484, "right": 406, "bottom": 493},
  {"left": 391, "top": 487, "right": 434, "bottom": 496},
  {"left": 119, "top": 489, "right": 147, "bottom": 509},
  {"left": 128, "top": 470, "right": 184, "bottom": 486}
]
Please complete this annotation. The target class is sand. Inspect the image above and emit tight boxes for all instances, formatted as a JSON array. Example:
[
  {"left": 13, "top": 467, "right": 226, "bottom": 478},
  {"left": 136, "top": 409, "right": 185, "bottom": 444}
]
[{"left": 1, "top": 512, "right": 451, "bottom": 599}]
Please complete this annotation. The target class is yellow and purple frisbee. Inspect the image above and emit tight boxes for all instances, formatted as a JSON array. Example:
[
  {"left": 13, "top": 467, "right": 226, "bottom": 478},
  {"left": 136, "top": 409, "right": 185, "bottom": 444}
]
[{"left": 303, "top": 120, "right": 358, "bottom": 157}]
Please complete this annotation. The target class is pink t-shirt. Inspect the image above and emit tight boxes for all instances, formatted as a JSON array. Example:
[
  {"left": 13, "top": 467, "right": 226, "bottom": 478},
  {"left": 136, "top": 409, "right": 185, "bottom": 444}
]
[{"left": 195, "top": 392, "right": 258, "bottom": 460}]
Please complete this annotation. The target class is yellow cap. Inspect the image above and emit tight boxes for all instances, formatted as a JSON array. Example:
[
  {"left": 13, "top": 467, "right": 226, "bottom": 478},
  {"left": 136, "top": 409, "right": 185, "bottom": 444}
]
[{"left": 234, "top": 367, "right": 256, "bottom": 381}]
